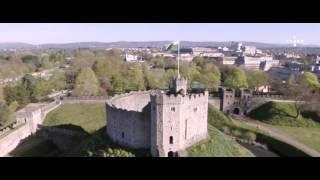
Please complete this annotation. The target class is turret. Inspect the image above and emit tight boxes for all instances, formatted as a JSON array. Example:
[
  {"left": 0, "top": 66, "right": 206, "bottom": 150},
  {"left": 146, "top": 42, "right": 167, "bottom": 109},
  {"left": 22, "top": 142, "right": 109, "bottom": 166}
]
[{"left": 170, "top": 76, "right": 188, "bottom": 95}]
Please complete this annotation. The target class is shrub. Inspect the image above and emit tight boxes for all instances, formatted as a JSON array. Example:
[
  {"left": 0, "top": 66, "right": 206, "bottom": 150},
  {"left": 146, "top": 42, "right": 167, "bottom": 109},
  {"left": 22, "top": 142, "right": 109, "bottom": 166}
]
[
  {"left": 243, "top": 131, "right": 256, "bottom": 141},
  {"left": 221, "top": 126, "right": 231, "bottom": 135},
  {"left": 231, "top": 129, "right": 242, "bottom": 137}
]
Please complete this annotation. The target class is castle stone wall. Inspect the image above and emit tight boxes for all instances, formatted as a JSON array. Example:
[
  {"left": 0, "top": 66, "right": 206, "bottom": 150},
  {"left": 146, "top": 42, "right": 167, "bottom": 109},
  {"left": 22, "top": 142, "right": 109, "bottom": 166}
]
[
  {"left": 106, "top": 91, "right": 152, "bottom": 149},
  {"left": 0, "top": 123, "right": 31, "bottom": 156}
]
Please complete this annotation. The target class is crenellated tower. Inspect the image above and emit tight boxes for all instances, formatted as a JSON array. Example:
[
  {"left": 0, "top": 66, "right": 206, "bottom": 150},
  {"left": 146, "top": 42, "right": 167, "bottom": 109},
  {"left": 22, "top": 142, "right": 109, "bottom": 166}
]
[{"left": 151, "top": 77, "right": 208, "bottom": 157}]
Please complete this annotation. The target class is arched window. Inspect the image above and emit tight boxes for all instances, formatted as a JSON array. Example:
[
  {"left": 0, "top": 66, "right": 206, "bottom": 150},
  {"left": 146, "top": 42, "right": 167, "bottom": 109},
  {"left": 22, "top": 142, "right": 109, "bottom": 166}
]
[{"left": 168, "top": 151, "right": 174, "bottom": 157}]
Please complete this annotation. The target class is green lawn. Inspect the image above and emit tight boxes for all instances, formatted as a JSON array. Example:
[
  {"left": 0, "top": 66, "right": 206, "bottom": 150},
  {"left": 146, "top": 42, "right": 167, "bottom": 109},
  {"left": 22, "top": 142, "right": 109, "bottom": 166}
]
[
  {"left": 188, "top": 125, "right": 254, "bottom": 157},
  {"left": 188, "top": 104, "right": 255, "bottom": 157},
  {"left": 275, "top": 126, "right": 320, "bottom": 152},
  {"left": 249, "top": 102, "right": 320, "bottom": 127},
  {"left": 43, "top": 103, "right": 106, "bottom": 134}
]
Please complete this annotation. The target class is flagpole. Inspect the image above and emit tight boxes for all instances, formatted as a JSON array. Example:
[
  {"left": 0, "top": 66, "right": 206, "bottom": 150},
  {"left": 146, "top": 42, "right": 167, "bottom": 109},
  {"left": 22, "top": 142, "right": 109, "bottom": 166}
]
[{"left": 177, "top": 41, "right": 180, "bottom": 78}]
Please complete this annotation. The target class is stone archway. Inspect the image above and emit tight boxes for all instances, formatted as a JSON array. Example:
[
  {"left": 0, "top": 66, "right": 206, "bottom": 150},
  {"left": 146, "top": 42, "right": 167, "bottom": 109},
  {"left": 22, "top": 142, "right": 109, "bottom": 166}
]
[
  {"left": 233, "top": 108, "right": 240, "bottom": 115},
  {"left": 168, "top": 151, "right": 174, "bottom": 157}
]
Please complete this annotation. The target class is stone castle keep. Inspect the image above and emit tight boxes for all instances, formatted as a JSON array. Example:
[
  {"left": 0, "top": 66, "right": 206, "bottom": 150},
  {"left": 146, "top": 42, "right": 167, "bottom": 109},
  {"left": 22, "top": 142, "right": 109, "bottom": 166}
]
[{"left": 106, "top": 76, "right": 208, "bottom": 157}]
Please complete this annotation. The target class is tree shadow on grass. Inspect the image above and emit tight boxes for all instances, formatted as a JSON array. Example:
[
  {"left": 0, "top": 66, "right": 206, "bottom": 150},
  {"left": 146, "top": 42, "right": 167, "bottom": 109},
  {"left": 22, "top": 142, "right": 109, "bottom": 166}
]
[
  {"left": 9, "top": 124, "right": 90, "bottom": 157},
  {"left": 249, "top": 102, "right": 296, "bottom": 121},
  {"left": 62, "top": 126, "right": 151, "bottom": 157},
  {"left": 301, "top": 111, "right": 320, "bottom": 123}
]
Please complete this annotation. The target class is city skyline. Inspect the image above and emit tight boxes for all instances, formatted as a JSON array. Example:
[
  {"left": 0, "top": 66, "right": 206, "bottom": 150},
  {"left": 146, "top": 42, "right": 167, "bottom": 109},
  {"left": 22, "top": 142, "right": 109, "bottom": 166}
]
[{"left": 0, "top": 23, "right": 319, "bottom": 45}]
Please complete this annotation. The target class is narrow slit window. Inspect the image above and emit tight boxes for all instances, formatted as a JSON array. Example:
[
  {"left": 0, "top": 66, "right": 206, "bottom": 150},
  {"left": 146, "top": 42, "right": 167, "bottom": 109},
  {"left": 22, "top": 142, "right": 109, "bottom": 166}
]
[{"left": 169, "top": 136, "right": 173, "bottom": 144}]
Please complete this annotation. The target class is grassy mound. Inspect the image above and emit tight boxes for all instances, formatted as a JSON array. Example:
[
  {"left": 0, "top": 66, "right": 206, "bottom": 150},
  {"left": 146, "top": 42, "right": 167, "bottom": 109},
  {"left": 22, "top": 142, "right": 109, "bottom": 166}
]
[
  {"left": 188, "top": 125, "right": 254, "bottom": 157},
  {"left": 276, "top": 126, "right": 320, "bottom": 152},
  {"left": 187, "top": 104, "right": 254, "bottom": 157},
  {"left": 249, "top": 102, "right": 320, "bottom": 127}
]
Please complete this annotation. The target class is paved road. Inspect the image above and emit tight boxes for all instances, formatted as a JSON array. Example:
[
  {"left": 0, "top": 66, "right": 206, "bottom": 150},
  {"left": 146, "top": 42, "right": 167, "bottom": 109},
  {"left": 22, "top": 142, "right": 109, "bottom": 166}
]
[{"left": 232, "top": 115, "right": 320, "bottom": 157}]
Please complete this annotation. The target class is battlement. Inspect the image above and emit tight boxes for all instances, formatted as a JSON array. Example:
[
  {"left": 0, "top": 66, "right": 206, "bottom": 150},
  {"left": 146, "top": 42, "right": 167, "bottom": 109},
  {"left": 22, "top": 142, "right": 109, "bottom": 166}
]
[
  {"left": 252, "top": 93, "right": 283, "bottom": 99},
  {"left": 151, "top": 91, "right": 208, "bottom": 105}
]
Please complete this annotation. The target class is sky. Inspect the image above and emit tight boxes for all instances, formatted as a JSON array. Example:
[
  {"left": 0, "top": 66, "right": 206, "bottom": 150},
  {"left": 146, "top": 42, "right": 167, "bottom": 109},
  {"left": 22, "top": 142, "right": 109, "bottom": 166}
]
[{"left": 0, "top": 23, "right": 319, "bottom": 45}]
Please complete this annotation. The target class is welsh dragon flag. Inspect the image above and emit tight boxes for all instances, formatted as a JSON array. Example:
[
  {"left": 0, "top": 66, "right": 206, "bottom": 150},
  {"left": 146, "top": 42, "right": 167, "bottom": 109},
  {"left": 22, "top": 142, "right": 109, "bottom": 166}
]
[{"left": 166, "top": 41, "right": 179, "bottom": 51}]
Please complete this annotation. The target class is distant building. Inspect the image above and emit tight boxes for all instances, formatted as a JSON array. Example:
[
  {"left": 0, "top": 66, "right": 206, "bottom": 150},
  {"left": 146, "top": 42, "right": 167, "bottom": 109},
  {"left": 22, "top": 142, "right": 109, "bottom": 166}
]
[
  {"left": 125, "top": 54, "right": 140, "bottom": 62},
  {"left": 192, "top": 47, "right": 216, "bottom": 56},
  {"left": 200, "top": 52, "right": 224, "bottom": 58},
  {"left": 180, "top": 53, "right": 194, "bottom": 62},
  {"left": 284, "top": 53, "right": 301, "bottom": 59},
  {"left": 287, "top": 61, "right": 304, "bottom": 71},
  {"left": 242, "top": 46, "right": 256, "bottom": 56},
  {"left": 230, "top": 42, "right": 243, "bottom": 52},
  {"left": 221, "top": 56, "right": 237, "bottom": 65},
  {"left": 260, "top": 59, "right": 280, "bottom": 71},
  {"left": 268, "top": 66, "right": 303, "bottom": 81},
  {"left": 236, "top": 56, "right": 262, "bottom": 69},
  {"left": 236, "top": 55, "right": 275, "bottom": 70}
]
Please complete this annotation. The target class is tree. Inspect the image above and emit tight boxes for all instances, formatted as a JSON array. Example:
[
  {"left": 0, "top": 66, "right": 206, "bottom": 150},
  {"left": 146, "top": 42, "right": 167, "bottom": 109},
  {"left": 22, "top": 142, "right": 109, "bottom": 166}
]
[
  {"left": 21, "top": 55, "right": 41, "bottom": 69},
  {"left": 0, "top": 102, "right": 10, "bottom": 125},
  {"left": 73, "top": 68, "right": 100, "bottom": 96},
  {"left": 300, "top": 72, "right": 320, "bottom": 90},
  {"left": 180, "top": 63, "right": 200, "bottom": 88},
  {"left": 39, "top": 55, "right": 53, "bottom": 70},
  {"left": 164, "top": 58, "right": 177, "bottom": 70},
  {"left": 144, "top": 68, "right": 167, "bottom": 89},
  {"left": 192, "top": 56, "right": 205, "bottom": 67},
  {"left": 247, "top": 70, "right": 269, "bottom": 88},
  {"left": 126, "top": 63, "right": 145, "bottom": 91},
  {"left": 110, "top": 72, "right": 126, "bottom": 93},
  {"left": 47, "top": 70, "right": 67, "bottom": 91},
  {"left": 224, "top": 67, "right": 248, "bottom": 89},
  {"left": 0, "top": 101, "right": 17, "bottom": 125},
  {"left": 0, "top": 85, "right": 4, "bottom": 102},
  {"left": 153, "top": 57, "right": 164, "bottom": 69},
  {"left": 194, "top": 63, "right": 221, "bottom": 91}
]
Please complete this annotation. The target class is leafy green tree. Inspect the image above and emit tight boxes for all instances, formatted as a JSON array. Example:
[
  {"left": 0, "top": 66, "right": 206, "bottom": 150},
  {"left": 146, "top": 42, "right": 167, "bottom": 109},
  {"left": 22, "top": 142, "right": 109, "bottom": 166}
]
[
  {"left": 30, "top": 80, "right": 48, "bottom": 102},
  {"left": 21, "top": 55, "right": 41, "bottom": 69},
  {"left": 126, "top": 63, "right": 145, "bottom": 91},
  {"left": 300, "top": 72, "right": 320, "bottom": 90},
  {"left": 144, "top": 68, "right": 167, "bottom": 89},
  {"left": 110, "top": 72, "right": 126, "bottom": 93},
  {"left": 71, "top": 50, "right": 96, "bottom": 72},
  {"left": 180, "top": 63, "right": 200, "bottom": 87},
  {"left": 0, "top": 85, "right": 4, "bottom": 102},
  {"left": 164, "top": 58, "right": 177, "bottom": 70},
  {"left": 0, "top": 102, "right": 10, "bottom": 125},
  {"left": 193, "top": 63, "right": 221, "bottom": 91},
  {"left": 73, "top": 68, "right": 100, "bottom": 96},
  {"left": 39, "top": 55, "right": 53, "bottom": 70},
  {"left": 192, "top": 56, "right": 205, "bottom": 67},
  {"left": 224, "top": 67, "right": 248, "bottom": 88},
  {"left": 153, "top": 57, "right": 164, "bottom": 69},
  {"left": 247, "top": 70, "right": 269, "bottom": 88},
  {"left": 0, "top": 101, "right": 17, "bottom": 125}
]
